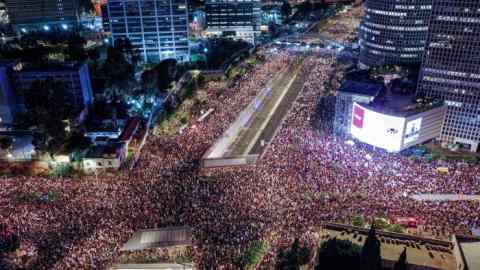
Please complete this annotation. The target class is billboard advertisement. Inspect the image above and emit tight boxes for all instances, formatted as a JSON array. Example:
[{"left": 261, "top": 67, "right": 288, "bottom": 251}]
[
  {"left": 404, "top": 118, "right": 423, "bottom": 144},
  {"left": 351, "top": 103, "right": 405, "bottom": 152}
]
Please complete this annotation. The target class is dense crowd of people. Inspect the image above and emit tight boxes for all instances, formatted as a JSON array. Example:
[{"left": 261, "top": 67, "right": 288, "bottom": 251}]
[
  {"left": 321, "top": 6, "right": 363, "bottom": 43},
  {"left": 0, "top": 50, "right": 294, "bottom": 269},
  {"left": 1, "top": 24, "right": 479, "bottom": 269},
  {"left": 255, "top": 56, "right": 480, "bottom": 268}
]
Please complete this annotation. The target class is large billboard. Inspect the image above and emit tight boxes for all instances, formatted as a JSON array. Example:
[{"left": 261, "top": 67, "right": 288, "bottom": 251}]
[
  {"left": 351, "top": 103, "right": 405, "bottom": 152},
  {"left": 404, "top": 118, "right": 423, "bottom": 144}
]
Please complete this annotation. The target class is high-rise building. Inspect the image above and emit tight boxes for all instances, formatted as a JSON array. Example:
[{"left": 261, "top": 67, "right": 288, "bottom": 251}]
[
  {"left": 417, "top": 1, "right": 480, "bottom": 152},
  {"left": 0, "top": 61, "right": 20, "bottom": 125},
  {"left": 5, "top": 0, "right": 79, "bottom": 33},
  {"left": 205, "top": 0, "right": 261, "bottom": 44},
  {"left": 106, "top": 0, "right": 190, "bottom": 63},
  {"left": 13, "top": 62, "right": 94, "bottom": 115},
  {"left": 358, "top": 0, "right": 432, "bottom": 67}
]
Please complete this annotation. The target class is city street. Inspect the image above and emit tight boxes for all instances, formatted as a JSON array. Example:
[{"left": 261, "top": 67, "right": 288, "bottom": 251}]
[{"left": 2, "top": 3, "right": 480, "bottom": 270}]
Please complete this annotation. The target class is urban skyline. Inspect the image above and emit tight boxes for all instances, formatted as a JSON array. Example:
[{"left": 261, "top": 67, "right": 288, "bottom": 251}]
[
  {"left": 106, "top": 0, "right": 190, "bottom": 62},
  {"left": 0, "top": 1, "right": 479, "bottom": 270}
]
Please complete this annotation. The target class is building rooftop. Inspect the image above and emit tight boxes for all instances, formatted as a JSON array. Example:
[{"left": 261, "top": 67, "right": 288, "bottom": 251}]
[
  {"left": 86, "top": 120, "right": 124, "bottom": 134},
  {"left": 112, "top": 227, "right": 195, "bottom": 270},
  {"left": 322, "top": 223, "right": 456, "bottom": 270},
  {"left": 340, "top": 79, "right": 443, "bottom": 117},
  {"left": 364, "top": 91, "right": 444, "bottom": 118},
  {"left": 119, "top": 117, "right": 141, "bottom": 142},
  {"left": 455, "top": 236, "right": 480, "bottom": 270},
  {"left": 17, "top": 61, "right": 85, "bottom": 72},
  {"left": 0, "top": 59, "right": 18, "bottom": 66},
  {"left": 338, "top": 80, "right": 384, "bottom": 97},
  {"left": 121, "top": 226, "right": 193, "bottom": 251},
  {"left": 84, "top": 143, "right": 124, "bottom": 159},
  {"left": 460, "top": 242, "right": 480, "bottom": 270}
]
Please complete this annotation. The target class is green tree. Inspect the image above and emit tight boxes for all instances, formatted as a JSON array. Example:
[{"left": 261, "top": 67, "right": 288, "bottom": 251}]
[
  {"left": 241, "top": 241, "right": 268, "bottom": 269},
  {"left": 268, "top": 22, "right": 280, "bottom": 38},
  {"left": 31, "top": 117, "right": 69, "bottom": 156},
  {"left": 361, "top": 223, "right": 382, "bottom": 270},
  {"left": 373, "top": 218, "right": 389, "bottom": 230},
  {"left": 0, "top": 136, "right": 13, "bottom": 151},
  {"left": 319, "top": 237, "right": 338, "bottom": 270},
  {"left": 276, "top": 238, "right": 311, "bottom": 270},
  {"left": 352, "top": 216, "right": 365, "bottom": 227},
  {"left": 103, "top": 80, "right": 137, "bottom": 104},
  {"left": 101, "top": 39, "right": 139, "bottom": 102},
  {"left": 388, "top": 224, "right": 406, "bottom": 234},
  {"left": 393, "top": 248, "right": 407, "bottom": 270},
  {"left": 141, "top": 68, "right": 160, "bottom": 95},
  {"left": 155, "top": 58, "right": 178, "bottom": 93},
  {"left": 24, "top": 78, "right": 74, "bottom": 156},
  {"left": 87, "top": 48, "right": 101, "bottom": 75},
  {"left": 66, "top": 33, "right": 87, "bottom": 61},
  {"left": 297, "top": 0, "right": 313, "bottom": 13},
  {"left": 114, "top": 38, "right": 141, "bottom": 67},
  {"left": 25, "top": 78, "right": 75, "bottom": 120},
  {"left": 281, "top": 1, "right": 292, "bottom": 19},
  {"left": 65, "top": 131, "right": 91, "bottom": 153},
  {"left": 78, "top": 0, "right": 95, "bottom": 15},
  {"left": 20, "top": 46, "right": 50, "bottom": 64},
  {"left": 315, "top": 238, "right": 362, "bottom": 270},
  {"left": 103, "top": 46, "right": 134, "bottom": 82},
  {"left": 276, "top": 243, "right": 298, "bottom": 270}
]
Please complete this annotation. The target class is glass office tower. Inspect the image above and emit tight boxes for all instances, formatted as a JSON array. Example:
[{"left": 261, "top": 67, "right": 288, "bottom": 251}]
[
  {"left": 205, "top": 0, "right": 261, "bottom": 44},
  {"left": 417, "top": 1, "right": 480, "bottom": 151},
  {"left": 107, "top": 0, "right": 189, "bottom": 63},
  {"left": 358, "top": 0, "right": 432, "bottom": 67}
]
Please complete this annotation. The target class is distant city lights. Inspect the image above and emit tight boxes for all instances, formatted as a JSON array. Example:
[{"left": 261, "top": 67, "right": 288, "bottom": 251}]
[
  {"left": 43, "top": 25, "right": 50, "bottom": 31},
  {"left": 61, "top": 24, "right": 68, "bottom": 30}
]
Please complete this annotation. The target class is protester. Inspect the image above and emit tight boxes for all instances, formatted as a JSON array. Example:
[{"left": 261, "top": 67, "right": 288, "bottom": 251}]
[{"left": 1, "top": 48, "right": 478, "bottom": 270}]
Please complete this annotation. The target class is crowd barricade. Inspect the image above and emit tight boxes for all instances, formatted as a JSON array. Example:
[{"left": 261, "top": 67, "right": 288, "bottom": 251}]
[{"left": 201, "top": 155, "right": 259, "bottom": 168}]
